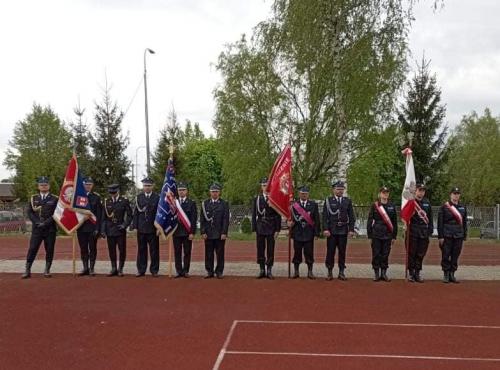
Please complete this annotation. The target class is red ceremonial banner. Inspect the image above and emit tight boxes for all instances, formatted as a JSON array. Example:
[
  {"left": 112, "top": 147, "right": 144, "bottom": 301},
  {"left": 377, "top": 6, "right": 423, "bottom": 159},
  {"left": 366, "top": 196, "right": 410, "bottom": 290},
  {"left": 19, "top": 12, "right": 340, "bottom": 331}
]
[{"left": 266, "top": 145, "right": 293, "bottom": 220}]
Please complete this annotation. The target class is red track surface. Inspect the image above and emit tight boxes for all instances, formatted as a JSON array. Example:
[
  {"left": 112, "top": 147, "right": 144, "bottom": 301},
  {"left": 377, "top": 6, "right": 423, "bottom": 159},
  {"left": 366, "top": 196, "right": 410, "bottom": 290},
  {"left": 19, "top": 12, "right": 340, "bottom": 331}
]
[
  {"left": 1, "top": 275, "right": 499, "bottom": 370},
  {"left": 1, "top": 236, "right": 499, "bottom": 265}
]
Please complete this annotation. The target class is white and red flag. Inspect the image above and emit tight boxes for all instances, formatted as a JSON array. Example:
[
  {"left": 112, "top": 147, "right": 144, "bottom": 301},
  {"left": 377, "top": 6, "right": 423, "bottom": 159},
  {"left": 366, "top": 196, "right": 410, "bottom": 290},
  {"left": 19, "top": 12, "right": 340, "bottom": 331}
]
[
  {"left": 400, "top": 147, "right": 417, "bottom": 224},
  {"left": 53, "top": 154, "right": 96, "bottom": 234},
  {"left": 266, "top": 144, "right": 293, "bottom": 220}
]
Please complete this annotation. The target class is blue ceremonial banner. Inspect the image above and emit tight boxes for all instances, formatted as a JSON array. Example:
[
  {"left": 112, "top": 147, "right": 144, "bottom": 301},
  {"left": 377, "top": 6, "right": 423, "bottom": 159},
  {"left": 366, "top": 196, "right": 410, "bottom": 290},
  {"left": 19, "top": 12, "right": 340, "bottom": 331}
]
[{"left": 154, "top": 158, "right": 179, "bottom": 239}]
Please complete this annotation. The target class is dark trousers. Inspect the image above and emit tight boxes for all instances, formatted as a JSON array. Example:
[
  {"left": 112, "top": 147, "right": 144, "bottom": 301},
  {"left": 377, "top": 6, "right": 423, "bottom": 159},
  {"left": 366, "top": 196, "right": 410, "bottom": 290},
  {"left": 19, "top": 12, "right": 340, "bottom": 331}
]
[
  {"left": 107, "top": 234, "right": 126, "bottom": 270},
  {"left": 371, "top": 238, "right": 392, "bottom": 270},
  {"left": 136, "top": 232, "right": 160, "bottom": 274},
  {"left": 292, "top": 239, "right": 314, "bottom": 266},
  {"left": 325, "top": 234, "right": 348, "bottom": 269},
  {"left": 77, "top": 231, "right": 98, "bottom": 266},
  {"left": 408, "top": 236, "right": 429, "bottom": 271},
  {"left": 173, "top": 236, "right": 192, "bottom": 274},
  {"left": 205, "top": 238, "right": 225, "bottom": 274},
  {"left": 441, "top": 238, "right": 463, "bottom": 272},
  {"left": 256, "top": 234, "right": 275, "bottom": 266},
  {"left": 26, "top": 231, "right": 56, "bottom": 264}
]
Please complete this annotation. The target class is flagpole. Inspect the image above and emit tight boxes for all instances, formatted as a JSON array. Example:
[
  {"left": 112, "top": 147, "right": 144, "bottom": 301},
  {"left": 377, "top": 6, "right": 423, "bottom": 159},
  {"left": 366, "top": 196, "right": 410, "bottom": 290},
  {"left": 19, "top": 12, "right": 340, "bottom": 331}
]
[
  {"left": 403, "top": 139, "right": 413, "bottom": 281},
  {"left": 168, "top": 236, "right": 173, "bottom": 277},
  {"left": 168, "top": 143, "right": 175, "bottom": 278},
  {"left": 404, "top": 222, "right": 410, "bottom": 279},
  {"left": 288, "top": 120, "right": 293, "bottom": 279},
  {"left": 288, "top": 231, "right": 291, "bottom": 279},
  {"left": 72, "top": 233, "right": 76, "bottom": 277}
]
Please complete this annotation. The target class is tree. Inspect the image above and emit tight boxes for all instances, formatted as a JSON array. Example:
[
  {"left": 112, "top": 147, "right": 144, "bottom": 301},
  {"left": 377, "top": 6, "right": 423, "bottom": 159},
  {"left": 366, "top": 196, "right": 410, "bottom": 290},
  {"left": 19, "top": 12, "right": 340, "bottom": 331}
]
[
  {"left": 398, "top": 58, "right": 448, "bottom": 202},
  {"left": 183, "top": 120, "right": 205, "bottom": 142},
  {"left": 347, "top": 125, "right": 404, "bottom": 205},
  {"left": 180, "top": 138, "right": 223, "bottom": 202},
  {"left": 150, "top": 108, "right": 221, "bottom": 201},
  {"left": 445, "top": 109, "right": 500, "bottom": 205},
  {"left": 215, "top": 0, "right": 420, "bottom": 196},
  {"left": 151, "top": 107, "right": 185, "bottom": 188},
  {"left": 69, "top": 101, "right": 93, "bottom": 177},
  {"left": 87, "top": 83, "right": 131, "bottom": 195},
  {"left": 3, "top": 104, "right": 72, "bottom": 200}
]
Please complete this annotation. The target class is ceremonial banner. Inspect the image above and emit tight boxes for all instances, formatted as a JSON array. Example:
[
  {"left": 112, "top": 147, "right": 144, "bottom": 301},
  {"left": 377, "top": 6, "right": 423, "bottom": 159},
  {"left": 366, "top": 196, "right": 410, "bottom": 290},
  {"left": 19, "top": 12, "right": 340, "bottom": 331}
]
[
  {"left": 53, "top": 154, "right": 96, "bottom": 234},
  {"left": 266, "top": 145, "right": 293, "bottom": 220},
  {"left": 154, "top": 158, "right": 179, "bottom": 238},
  {"left": 400, "top": 147, "right": 417, "bottom": 224}
]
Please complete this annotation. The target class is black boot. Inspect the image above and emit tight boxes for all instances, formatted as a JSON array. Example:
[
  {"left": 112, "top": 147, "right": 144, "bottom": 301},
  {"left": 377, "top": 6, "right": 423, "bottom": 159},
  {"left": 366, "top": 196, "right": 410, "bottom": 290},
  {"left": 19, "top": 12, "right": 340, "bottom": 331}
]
[
  {"left": 307, "top": 264, "right": 315, "bottom": 280},
  {"left": 407, "top": 269, "right": 415, "bottom": 283},
  {"left": 89, "top": 259, "right": 96, "bottom": 276},
  {"left": 292, "top": 264, "right": 300, "bottom": 279},
  {"left": 44, "top": 262, "right": 52, "bottom": 278},
  {"left": 414, "top": 270, "right": 423, "bottom": 283},
  {"left": 326, "top": 268, "right": 333, "bottom": 281},
  {"left": 107, "top": 262, "right": 118, "bottom": 277},
  {"left": 338, "top": 267, "right": 347, "bottom": 281},
  {"left": 266, "top": 266, "right": 274, "bottom": 280},
  {"left": 21, "top": 262, "right": 32, "bottom": 279},
  {"left": 118, "top": 261, "right": 125, "bottom": 277},
  {"left": 78, "top": 259, "right": 90, "bottom": 276},
  {"left": 257, "top": 263, "right": 266, "bottom": 279},
  {"left": 380, "top": 268, "right": 390, "bottom": 282},
  {"left": 373, "top": 268, "right": 380, "bottom": 282},
  {"left": 449, "top": 271, "right": 459, "bottom": 284},
  {"left": 442, "top": 271, "right": 450, "bottom": 283}
]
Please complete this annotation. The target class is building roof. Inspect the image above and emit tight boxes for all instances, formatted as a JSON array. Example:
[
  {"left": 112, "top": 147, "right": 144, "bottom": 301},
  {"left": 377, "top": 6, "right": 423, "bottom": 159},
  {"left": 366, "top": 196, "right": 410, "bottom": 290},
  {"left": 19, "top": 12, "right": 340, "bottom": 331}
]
[{"left": 0, "top": 183, "right": 15, "bottom": 200}]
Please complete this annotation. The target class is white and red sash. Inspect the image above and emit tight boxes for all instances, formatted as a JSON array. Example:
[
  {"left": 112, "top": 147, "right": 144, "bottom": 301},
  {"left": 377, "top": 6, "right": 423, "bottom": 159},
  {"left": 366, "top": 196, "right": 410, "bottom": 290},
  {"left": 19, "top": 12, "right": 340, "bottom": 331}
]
[
  {"left": 375, "top": 201, "right": 394, "bottom": 233},
  {"left": 292, "top": 202, "right": 314, "bottom": 227},
  {"left": 175, "top": 199, "right": 192, "bottom": 232},
  {"left": 445, "top": 202, "right": 463, "bottom": 225},
  {"left": 415, "top": 202, "right": 429, "bottom": 224}
]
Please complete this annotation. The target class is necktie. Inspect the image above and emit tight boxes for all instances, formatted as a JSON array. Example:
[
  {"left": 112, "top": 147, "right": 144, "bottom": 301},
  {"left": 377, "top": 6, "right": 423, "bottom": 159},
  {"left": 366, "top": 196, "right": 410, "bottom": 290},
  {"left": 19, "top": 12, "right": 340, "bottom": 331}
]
[
  {"left": 42, "top": 195, "right": 45, "bottom": 201},
  {"left": 338, "top": 197, "right": 341, "bottom": 204}
]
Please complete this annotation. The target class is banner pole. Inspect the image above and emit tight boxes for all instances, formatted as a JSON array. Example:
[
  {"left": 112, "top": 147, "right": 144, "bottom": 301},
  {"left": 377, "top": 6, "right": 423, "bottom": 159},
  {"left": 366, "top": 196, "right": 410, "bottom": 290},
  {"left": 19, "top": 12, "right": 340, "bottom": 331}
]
[
  {"left": 168, "top": 236, "right": 173, "bottom": 277},
  {"left": 72, "top": 233, "right": 76, "bottom": 277},
  {"left": 288, "top": 233, "right": 291, "bottom": 279},
  {"left": 405, "top": 221, "right": 410, "bottom": 279}
]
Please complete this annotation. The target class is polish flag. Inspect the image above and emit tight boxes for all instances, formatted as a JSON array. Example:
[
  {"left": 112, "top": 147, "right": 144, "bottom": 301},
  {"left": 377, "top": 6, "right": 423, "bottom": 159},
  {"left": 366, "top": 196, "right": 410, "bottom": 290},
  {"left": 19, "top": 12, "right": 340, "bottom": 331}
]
[{"left": 400, "top": 147, "right": 417, "bottom": 224}]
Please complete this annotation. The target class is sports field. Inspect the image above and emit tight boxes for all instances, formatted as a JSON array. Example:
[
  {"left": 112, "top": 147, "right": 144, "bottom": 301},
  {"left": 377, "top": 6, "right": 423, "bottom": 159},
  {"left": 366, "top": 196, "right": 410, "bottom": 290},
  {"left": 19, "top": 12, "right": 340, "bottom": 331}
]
[{"left": 1, "top": 274, "right": 499, "bottom": 369}]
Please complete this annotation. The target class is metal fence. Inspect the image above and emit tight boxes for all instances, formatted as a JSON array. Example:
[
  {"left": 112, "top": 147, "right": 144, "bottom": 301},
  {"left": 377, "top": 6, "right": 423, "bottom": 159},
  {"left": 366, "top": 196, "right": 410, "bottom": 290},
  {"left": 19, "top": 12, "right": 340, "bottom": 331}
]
[{"left": 1, "top": 202, "right": 499, "bottom": 239}]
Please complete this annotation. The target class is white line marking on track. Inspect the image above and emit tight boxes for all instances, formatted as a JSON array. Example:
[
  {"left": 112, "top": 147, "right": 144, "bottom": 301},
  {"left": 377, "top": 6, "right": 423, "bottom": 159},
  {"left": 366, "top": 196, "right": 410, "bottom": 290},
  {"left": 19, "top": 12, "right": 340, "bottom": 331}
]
[
  {"left": 212, "top": 320, "right": 239, "bottom": 370},
  {"left": 236, "top": 320, "right": 500, "bottom": 329},
  {"left": 224, "top": 351, "right": 500, "bottom": 362}
]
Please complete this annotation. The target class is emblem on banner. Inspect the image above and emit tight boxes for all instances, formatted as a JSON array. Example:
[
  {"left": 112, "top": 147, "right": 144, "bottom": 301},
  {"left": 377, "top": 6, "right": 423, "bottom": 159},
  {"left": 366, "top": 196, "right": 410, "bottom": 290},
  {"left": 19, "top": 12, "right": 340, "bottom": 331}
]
[{"left": 279, "top": 173, "right": 290, "bottom": 195}]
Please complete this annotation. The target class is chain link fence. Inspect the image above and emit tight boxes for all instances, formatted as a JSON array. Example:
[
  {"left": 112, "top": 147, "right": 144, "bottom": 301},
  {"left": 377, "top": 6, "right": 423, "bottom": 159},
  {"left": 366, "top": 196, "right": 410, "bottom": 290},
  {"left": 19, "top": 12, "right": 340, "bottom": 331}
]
[{"left": 1, "top": 202, "right": 499, "bottom": 239}]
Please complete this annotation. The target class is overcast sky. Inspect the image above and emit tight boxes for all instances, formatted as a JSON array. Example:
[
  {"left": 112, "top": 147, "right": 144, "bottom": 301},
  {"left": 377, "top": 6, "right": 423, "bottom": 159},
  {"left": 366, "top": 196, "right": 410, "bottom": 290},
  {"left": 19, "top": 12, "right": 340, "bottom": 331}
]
[{"left": 1, "top": 0, "right": 499, "bottom": 183}]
